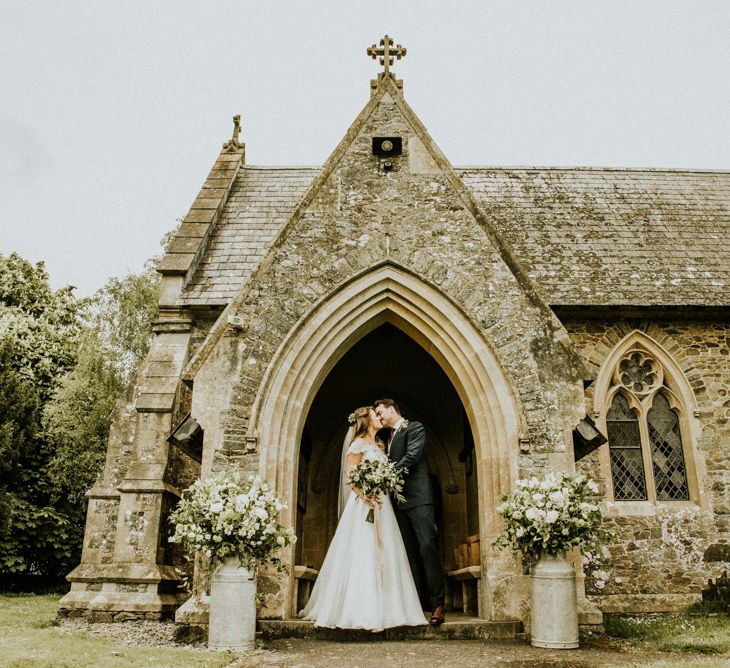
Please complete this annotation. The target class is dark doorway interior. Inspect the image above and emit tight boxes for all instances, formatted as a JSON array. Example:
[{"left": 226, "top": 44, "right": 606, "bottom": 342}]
[{"left": 296, "top": 323, "right": 479, "bottom": 606}]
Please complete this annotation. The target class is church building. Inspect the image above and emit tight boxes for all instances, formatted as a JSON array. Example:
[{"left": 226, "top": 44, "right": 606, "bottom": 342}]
[{"left": 60, "top": 37, "right": 730, "bottom": 629}]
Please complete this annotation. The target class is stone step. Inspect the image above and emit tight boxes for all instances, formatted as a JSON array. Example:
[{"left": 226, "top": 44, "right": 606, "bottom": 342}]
[{"left": 258, "top": 616, "right": 523, "bottom": 641}]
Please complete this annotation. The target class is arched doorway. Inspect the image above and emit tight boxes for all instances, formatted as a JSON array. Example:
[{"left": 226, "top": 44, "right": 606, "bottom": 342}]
[
  {"left": 295, "top": 323, "right": 480, "bottom": 610},
  {"left": 252, "top": 264, "right": 524, "bottom": 620}
]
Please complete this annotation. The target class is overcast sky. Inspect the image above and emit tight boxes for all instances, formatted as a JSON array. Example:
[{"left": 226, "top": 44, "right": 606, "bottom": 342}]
[{"left": 2, "top": 1, "right": 729, "bottom": 296}]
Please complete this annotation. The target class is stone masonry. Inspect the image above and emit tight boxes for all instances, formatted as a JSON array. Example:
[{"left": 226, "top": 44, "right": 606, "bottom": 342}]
[{"left": 60, "top": 56, "right": 730, "bottom": 628}]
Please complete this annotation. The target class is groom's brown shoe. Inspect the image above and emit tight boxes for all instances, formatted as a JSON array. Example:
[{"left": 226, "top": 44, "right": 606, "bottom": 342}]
[{"left": 429, "top": 605, "right": 445, "bottom": 627}]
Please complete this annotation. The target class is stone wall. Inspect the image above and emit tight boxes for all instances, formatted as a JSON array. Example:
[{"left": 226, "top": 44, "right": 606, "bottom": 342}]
[{"left": 566, "top": 317, "right": 730, "bottom": 611}]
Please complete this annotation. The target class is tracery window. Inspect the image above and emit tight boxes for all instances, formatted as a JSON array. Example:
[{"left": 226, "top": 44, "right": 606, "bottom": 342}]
[{"left": 604, "top": 349, "right": 689, "bottom": 502}]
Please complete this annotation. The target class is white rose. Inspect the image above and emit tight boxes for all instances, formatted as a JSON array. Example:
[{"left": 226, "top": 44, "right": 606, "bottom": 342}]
[
  {"left": 276, "top": 536, "right": 286, "bottom": 546},
  {"left": 525, "top": 508, "right": 541, "bottom": 521},
  {"left": 548, "top": 491, "right": 564, "bottom": 504},
  {"left": 545, "top": 510, "right": 560, "bottom": 524},
  {"left": 210, "top": 502, "right": 223, "bottom": 514}
]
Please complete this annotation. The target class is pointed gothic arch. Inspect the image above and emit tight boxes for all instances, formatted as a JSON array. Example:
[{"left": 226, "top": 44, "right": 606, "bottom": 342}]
[
  {"left": 249, "top": 262, "right": 526, "bottom": 619},
  {"left": 592, "top": 330, "right": 708, "bottom": 512}
]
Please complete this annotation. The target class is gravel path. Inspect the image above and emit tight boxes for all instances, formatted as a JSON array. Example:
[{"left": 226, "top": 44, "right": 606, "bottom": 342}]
[{"left": 59, "top": 618, "right": 199, "bottom": 648}]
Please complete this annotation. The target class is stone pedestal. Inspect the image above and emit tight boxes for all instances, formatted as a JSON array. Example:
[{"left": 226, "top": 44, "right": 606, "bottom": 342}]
[
  {"left": 530, "top": 552, "right": 579, "bottom": 649},
  {"left": 208, "top": 557, "right": 257, "bottom": 651}
]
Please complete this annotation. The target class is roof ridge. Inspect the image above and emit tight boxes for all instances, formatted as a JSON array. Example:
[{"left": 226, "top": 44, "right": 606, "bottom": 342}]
[
  {"left": 456, "top": 166, "right": 730, "bottom": 174},
  {"left": 239, "top": 165, "right": 730, "bottom": 175},
  {"left": 241, "top": 165, "right": 322, "bottom": 171}
]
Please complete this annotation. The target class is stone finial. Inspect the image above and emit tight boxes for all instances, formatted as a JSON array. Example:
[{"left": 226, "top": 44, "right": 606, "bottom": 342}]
[
  {"left": 367, "top": 35, "right": 406, "bottom": 77},
  {"left": 223, "top": 114, "right": 243, "bottom": 153}
]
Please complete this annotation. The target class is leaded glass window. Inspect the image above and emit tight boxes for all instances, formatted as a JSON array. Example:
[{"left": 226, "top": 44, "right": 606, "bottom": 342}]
[
  {"left": 647, "top": 394, "right": 689, "bottom": 500},
  {"left": 606, "top": 394, "right": 647, "bottom": 501},
  {"left": 603, "top": 346, "right": 693, "bottom": 504}
]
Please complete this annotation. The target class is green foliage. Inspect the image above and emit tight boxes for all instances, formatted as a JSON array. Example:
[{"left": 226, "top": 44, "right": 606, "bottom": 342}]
[
  {"left": 0, "top": 259, "right": 82, "bottom": 577},
  {"left": 0, "top": 240, "right": 164, "bottom": 581},
  {"left": 42, "top": 260, "right": 160, "bottom": 514},
  {"left": 41, "top": 336, "right": 121, "bottom": 510},
  {"left": 91, "top": 265, "right": 160, "bottom": 385},
  {"left": 0, "top": 340, "right": 39, "bottom": 483},
  {"left": 0, "top": 252, "right": 82, "bottom": 400},
  {"left": 0, "top": 496, "right": 76, "bottom": 576}
]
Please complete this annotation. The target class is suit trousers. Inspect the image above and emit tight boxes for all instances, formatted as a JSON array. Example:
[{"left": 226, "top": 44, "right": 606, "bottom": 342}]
[{"left": 394, "top": 503, "right": 445, "bottom": 610}]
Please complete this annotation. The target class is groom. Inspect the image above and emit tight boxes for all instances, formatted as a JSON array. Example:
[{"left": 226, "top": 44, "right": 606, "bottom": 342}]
[{"left": 374, "top": 398, "right": 445, "bottom": 626}]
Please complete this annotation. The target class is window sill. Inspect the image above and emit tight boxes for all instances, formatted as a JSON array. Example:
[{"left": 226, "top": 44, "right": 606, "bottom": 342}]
[{"left": 602, "top": 499, "right": 702, "bottom": 518}]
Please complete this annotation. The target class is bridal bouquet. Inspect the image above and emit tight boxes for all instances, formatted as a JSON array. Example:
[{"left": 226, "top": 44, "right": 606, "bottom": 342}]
[
  {"left": 169, "top": 472, "right": 296, "bottom": 571},
  {"left": 348, "top": 458, "right": 406, "bottom": 523},
  {"left": 492, "top": 471, "right": 612, "bottom": 561}
]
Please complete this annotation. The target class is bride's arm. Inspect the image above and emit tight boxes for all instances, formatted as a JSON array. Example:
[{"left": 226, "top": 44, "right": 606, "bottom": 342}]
[{"left": 346, "top": 451, "right": 363, "bottom": 477}]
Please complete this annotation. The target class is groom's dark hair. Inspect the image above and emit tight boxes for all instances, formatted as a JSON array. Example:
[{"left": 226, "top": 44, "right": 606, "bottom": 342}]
[{"left": 373, "top": 398, "right": 400, "bottom": 415}]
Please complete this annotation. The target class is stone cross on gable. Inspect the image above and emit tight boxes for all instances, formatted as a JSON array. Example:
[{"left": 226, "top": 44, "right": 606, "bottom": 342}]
[{"left": 367, "top": 35, "right": 407, "bottom": 76}]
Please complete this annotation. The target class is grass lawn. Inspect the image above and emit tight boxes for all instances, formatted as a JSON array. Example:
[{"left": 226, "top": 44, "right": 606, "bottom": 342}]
[
  {"left": 3, "top": 593, "right": 729, "bottom": 667},
  {"left": 605, "top": 609, "right": 730, "bottom": 658},
  {"left": 0, "top": 593, "right": 234, "bottom": 668}
]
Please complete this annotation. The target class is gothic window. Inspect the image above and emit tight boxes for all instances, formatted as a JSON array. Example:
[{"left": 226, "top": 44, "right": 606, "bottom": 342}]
[{"left": 604, "top": 348, "right": 690, "bottom": 503}]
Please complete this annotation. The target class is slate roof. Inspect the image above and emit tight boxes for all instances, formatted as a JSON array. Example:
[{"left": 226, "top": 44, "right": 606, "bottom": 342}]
[
  {"left": 180, "top": 166, "right": 730, "bottom": 307},
  {"left": 181, "top": 167, "right": 319, "bottom": 306}
]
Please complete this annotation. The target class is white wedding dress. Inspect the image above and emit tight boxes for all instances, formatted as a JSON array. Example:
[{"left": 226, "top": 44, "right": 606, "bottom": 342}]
[{"left": 300, "top": 439, "right": 427, "bottom": 631}]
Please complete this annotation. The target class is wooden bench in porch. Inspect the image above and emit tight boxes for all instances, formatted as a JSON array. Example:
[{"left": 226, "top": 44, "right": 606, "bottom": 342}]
[
  {"left": 294, "top": 565, "right": 319, "bottom": 611},
  {"left": 446, "top": 565, "right": 481, "bottom": 616}
]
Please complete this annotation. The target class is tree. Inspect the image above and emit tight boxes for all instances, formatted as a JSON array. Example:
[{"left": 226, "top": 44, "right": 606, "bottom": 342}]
[
  {"left": 0, "top": 239, "right": 166, "bottom": 580},
  {"left": 0, "top": 253, "right": 82, "bottom": 400},
  {"left": 0, "top": 341, "right": 41, "bottom": 573},
  {"left": 0, "top": 254, "right": 82, "bottom": 577}
]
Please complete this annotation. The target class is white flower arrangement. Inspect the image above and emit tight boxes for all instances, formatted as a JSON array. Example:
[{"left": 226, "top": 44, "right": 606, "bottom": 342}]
[
  {"left": 169, "top": 472, "right": 296, "bottom": 572},
  {"left": 492, "top": 471, "right": 612, "bottom": 562}
]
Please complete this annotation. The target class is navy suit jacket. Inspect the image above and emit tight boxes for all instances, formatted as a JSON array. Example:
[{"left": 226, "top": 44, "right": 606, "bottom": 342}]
[{"left": 388, "top": 420, "right": 433, "bottom": 509}]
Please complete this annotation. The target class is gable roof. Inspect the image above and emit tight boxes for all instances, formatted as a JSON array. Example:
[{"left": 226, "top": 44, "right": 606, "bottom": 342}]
[{"left": 179, "top": 166, "right": 730, "bottom": 307}]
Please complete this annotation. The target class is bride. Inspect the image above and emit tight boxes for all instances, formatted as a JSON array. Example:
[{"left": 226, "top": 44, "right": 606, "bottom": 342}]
[{"left": 300, "top": 405, "right": 427, "bottom": 631}]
